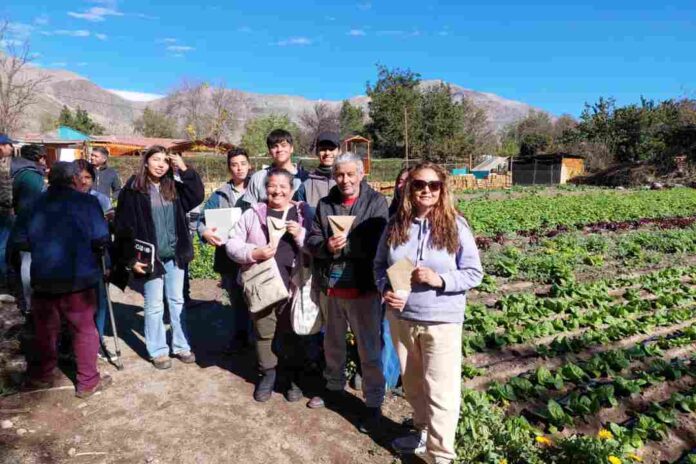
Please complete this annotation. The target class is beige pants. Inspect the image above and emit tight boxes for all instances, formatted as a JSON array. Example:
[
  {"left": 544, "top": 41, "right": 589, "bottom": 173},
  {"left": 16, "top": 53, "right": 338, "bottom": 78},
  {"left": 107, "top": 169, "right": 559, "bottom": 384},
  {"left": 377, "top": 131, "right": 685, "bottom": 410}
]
[{"left": 394, "top": 318, "right": 462, "bottom": 461}]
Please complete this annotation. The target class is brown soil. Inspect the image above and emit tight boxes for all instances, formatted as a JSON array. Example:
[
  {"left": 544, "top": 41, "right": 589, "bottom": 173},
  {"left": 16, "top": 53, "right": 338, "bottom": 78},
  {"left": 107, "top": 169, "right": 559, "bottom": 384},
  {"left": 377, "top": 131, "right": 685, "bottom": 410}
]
[{"left": 0, "top": 280, "right": 416, "bottom": 464}]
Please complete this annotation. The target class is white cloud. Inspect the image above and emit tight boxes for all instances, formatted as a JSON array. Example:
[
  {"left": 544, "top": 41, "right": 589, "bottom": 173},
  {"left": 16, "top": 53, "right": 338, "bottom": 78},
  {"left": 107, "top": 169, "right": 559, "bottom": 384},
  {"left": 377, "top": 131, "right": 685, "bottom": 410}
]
[
  {"left": 68, "top": 7, "right": 123, "bottom": 22},
  {"left": 34, "top": 15, "right": 49, "bottom": 26},
  {"left": 135, "top": 13, "right": 159, "bottom": 20},
  {"left": 167, "top": 45, "right": 195, "bottom": 52},
  {"left": 77, "top": 62, "right": 88, "bottom": 67},
  {"left": 357, "top": 2, "right": 372, "bottom": 10},
  {"left": 51, "top": 30, "right": 92, "bottom": 37},
  {"left": 275, "top": 37, "right": 312, "bottom": 46},
  {"left": 6, "top": 22, "right": 34, "bottom": 41},
  {"left": 95, "top": 33, "right": 108, "bottom": 40},
  {"left": 107, "top": 89, "right": 164, "bottom": 102},
  {"left": 325, "top": 16, "right": 337, "bottom": 21},
  {"left": 0, "top": 39, "right": 23, "bottom": 48},
  {"left": 170, "top": 53, "right": 185, "bottom": 58},
  {"left": 348, "top": 29, "right": 366, "bottom": 37}
]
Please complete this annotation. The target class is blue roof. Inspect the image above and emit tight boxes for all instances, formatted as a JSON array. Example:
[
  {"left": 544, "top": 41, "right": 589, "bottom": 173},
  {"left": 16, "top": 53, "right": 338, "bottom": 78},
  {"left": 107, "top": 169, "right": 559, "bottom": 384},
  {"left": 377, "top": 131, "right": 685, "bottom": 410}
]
[{"left": 56, "top": 126, "right": 90, "bottom": 141}]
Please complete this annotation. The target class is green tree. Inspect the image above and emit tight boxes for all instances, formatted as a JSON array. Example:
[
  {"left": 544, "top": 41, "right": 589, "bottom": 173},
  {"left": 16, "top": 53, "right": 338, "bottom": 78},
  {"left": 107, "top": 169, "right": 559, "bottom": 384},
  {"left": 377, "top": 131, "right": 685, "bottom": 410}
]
[
  {"left": 133, "top": 107, "right": 177, "bottom": 138},
  {"left": 57, "top": 105, "right": 105, "bottom": 135},
  {"left": 240, "top": 114, "right": 301, "bottom": 156},
  {"left": 339, "top": 100, "right": 365, "bottom": 138},
  {"left": 366, "top": 65, "right": 423, "bottom": 158},
  {"left": 419, "top": 83, "right": 492, "bottom": 165}
]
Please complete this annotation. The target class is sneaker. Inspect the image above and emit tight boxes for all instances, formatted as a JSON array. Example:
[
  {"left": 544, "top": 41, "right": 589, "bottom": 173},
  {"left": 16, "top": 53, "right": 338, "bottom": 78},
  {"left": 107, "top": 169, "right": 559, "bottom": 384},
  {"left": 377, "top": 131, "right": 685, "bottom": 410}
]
[
  {"left": 152, "top": 356, "right": 172, "bottom": 370},
  {"left": 254, "top": 368, "right": 276, "bottom": 402},
  {"left": 75, "top": 374, "right": 113, "bottom": 399},
  {"left": 284, "top": 382, "right": 303, "bottom": 403},
  {"left": 358, "top": 406, "right": 382, "bottom": 434},
  {"left": 392, "top": 430, "right": 427, "bottom": 455},
  {"left": 419, "top": 454, "right": 453, "bottom": 464},
  {"left": 307, "top": 389, "right": 347, "bottom": 409},
  {"left": 97, "top": 346, "right": 119, "bottom": 363},
  {"left": 173, "top": 351, "right": 196, "bottom": 364}
]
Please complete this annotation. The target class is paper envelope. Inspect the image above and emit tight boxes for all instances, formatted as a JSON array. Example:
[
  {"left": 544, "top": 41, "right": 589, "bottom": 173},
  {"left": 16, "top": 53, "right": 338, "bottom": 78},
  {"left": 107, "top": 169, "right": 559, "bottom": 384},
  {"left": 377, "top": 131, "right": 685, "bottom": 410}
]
[
  {"left": 328, "top": 215, "right": 356, "bottom": 237},
  {"left": 387, "top": 258, "right": 416, "bottom": 295},
  {"left": 267, "top": 216, "right": 287, "bottom": 247}
]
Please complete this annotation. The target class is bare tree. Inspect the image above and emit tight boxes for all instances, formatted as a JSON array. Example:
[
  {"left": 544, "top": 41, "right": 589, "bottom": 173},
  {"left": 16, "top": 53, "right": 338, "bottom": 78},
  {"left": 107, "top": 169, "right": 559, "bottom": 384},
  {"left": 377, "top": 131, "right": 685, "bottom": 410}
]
[
  {"left": 0, "top": 20, "right": 50, "bottom": 134},
  {"left": 299, "top": 102, "right": 340, "bottom": 152},
  {"left": 206, "top": 83, "right": 237, "bottom": 147},
  {"left": 164, "top": 78, "right": 209, "bottom": 140}
]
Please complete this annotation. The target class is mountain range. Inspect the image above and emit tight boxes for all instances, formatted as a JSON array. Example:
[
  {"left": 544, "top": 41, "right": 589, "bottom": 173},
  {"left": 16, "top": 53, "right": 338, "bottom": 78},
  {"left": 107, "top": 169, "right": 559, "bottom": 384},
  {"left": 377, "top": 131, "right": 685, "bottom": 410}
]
[{"left": 17, "top": 63, "right": 549, "bottom": 142}]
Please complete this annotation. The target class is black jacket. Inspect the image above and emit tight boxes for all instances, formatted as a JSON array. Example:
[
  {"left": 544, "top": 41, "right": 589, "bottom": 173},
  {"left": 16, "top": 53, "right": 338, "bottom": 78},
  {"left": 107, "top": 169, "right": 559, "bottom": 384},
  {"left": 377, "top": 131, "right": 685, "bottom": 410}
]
[
  {"left": 305, "top": 181, "right": 388, "bottom": 294},
  {"left": 112, "top": 168, "right": 204, "bottom": 289}
]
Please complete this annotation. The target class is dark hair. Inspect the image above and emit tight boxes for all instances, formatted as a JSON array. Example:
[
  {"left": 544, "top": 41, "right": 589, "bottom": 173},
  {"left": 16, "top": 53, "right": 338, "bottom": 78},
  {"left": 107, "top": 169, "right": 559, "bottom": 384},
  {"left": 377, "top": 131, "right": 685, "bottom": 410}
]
[
  {"left": 226, "top": 147, "right": 249, "bottom": 165},
  {"left": 132, "top": 145, "right": 177, "bottom": 201},
  {"left": 48, "top": 161, "right": 77, "bottom": 187},
  {"left": 266, "top": 129, "right": 293, "bottom": 149},
  {"left": 264, "top": 168, "right": 294, "bottom": 189},
  {"left": 73, "top": 158, "right": 95, "bottom": 180},
  {"left": 91, "top": 146, "right": 109, "bottom": 157},
  {"left": 20, "top": 144, "right": 46, "bottom": 162}
]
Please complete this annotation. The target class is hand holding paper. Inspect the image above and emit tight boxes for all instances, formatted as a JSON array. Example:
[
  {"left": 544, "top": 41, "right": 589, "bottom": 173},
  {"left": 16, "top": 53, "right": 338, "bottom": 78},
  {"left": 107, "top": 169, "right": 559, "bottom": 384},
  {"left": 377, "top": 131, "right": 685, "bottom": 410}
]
[
  {"left": 267, "top": 216, "right": 287, "bottom": 247},
  {"left": 328, "top": 215, "right": 356, "bottom": 237},
  {"left": 387, "top": 258, "right": 416, "bottom": 297}
]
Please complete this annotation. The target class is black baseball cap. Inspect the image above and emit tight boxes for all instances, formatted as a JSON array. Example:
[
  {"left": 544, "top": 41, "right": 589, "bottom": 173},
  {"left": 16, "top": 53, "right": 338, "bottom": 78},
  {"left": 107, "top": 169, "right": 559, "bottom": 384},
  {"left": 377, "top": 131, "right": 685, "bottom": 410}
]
[
  {"left": 315, "top": 131, "right": 340, "bottom": 148},
  {"left": 0, "top": 134, "right": 17, "bottom": 145}
]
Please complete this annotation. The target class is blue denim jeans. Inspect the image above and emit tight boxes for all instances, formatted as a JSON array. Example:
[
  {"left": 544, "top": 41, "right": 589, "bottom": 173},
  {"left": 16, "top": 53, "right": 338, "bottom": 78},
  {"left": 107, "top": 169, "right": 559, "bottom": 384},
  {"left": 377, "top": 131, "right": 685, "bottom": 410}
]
[
  {"left": 94, "top": 278, "right": 108, "bottom": 339},
  {"left": 143, "top": 259, "right": 190, "bottom": 359},
  {"left": 0, "top": 215, "right": 12, "bottom": 287}
]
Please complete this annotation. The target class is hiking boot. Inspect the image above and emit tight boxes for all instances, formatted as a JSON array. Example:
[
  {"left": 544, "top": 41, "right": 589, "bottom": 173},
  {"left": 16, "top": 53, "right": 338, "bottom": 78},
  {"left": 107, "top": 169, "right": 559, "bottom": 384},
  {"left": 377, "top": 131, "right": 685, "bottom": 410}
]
[
  {"left": 152, "top": 356, "right": 172, "bottom": 370},
  {"left": 75, "top": 374, "right": 113, "bottom": 399},
  {"left": 392, "top": 429, "right": 427, "bottom": 455},
  {"left": 254, "top": 368, "right": 276, "bottom": 402},
  {"left": 174, "top": 351, "right": 196, "bottom": 364},
  {"left": 284, "top": 382, "right": 303, "bottom": 403},
  {"left": 358, "top": 406, "right": 382, "bottom": 434}
]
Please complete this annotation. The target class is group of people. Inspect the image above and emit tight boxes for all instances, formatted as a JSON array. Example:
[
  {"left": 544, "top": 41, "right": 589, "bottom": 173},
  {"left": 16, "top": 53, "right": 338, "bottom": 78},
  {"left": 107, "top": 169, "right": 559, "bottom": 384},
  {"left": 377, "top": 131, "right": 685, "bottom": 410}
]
[{"left": 0, "top": 126, "right": 483, "bottom": 464}]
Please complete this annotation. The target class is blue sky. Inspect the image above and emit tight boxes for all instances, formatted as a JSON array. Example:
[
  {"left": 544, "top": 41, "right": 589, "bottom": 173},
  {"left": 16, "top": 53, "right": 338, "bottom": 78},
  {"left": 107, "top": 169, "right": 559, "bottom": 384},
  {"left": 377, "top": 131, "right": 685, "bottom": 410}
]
[{"left": 1, "top": 0, "right": 694, "bottom": 117}]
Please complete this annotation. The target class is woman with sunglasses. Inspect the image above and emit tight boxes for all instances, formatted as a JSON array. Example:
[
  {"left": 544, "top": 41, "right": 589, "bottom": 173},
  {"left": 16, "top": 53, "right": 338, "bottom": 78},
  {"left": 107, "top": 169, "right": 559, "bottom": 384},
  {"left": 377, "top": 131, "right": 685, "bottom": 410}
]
[{"left": 374, "top": 162, "right": 483, "bottom": 464}]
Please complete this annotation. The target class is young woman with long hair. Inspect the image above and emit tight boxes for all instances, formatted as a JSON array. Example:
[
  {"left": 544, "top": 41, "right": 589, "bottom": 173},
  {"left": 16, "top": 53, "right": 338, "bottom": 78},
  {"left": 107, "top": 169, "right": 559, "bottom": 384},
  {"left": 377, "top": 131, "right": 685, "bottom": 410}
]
[
  {"left": 112, "top": 146, "right": 204, "bottom": 370},
  {"left": 374, "top": 162, "right": 483, "bottom": 464}
]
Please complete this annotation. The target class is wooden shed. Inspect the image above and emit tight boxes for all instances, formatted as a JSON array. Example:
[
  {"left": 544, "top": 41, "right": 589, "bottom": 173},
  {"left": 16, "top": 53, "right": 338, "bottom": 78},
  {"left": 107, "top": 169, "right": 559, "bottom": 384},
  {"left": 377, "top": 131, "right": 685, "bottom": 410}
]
[
  {"left": 512, "top": 153, "right": 585, "bottom": 185},
  {"left": 342, "top": 135, "right": 372, "bottom": 174}
]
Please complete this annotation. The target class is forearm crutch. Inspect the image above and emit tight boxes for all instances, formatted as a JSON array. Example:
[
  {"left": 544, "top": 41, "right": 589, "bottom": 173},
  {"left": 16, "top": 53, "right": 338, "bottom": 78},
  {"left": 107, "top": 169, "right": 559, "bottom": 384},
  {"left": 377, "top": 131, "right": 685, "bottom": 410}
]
[{"left": 101, "top": 254, "right": 124, "bottom": 370}]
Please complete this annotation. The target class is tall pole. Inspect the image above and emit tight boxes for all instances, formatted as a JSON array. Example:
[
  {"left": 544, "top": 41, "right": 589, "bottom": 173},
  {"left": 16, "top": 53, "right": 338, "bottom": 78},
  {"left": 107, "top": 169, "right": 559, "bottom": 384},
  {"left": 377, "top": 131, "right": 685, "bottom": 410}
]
[{"left": 404, "top": 107, "right": 409, "bottom": 168}]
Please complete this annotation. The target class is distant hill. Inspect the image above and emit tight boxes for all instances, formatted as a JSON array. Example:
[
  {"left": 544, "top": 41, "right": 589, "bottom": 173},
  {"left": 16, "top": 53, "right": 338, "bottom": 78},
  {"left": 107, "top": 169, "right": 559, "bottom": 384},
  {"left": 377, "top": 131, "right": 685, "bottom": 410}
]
[{"left": 15, "top": 63, "right": 551, "bottom": 142}]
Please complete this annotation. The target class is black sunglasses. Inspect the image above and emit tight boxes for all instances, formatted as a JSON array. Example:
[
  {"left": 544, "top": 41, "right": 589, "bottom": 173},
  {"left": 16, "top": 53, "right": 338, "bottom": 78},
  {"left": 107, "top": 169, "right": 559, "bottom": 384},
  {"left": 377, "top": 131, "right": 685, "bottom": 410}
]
[{"left": 411, "top": 179, "right": 443, "bottom": 192}]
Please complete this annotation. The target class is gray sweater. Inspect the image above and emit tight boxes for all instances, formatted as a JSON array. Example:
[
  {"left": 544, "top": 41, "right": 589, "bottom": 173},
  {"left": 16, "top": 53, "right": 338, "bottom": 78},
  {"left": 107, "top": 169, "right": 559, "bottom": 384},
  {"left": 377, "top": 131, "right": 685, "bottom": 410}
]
[{"left": 374, "top": 216, "right": 483, "bottom": 324}]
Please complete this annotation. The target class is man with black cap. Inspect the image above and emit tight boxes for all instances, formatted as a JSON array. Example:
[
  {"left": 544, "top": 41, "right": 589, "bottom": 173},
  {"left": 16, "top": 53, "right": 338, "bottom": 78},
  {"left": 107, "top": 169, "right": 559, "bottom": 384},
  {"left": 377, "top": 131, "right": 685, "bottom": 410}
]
[
  {"left": 294, "top": 131, "right": 340, "bottom": 214},
  {"left": 9, "top": 144, "right": 46, "bottom": 313},
  {"left": 0, "top": 135, "right": 16, "bottom": 296}
]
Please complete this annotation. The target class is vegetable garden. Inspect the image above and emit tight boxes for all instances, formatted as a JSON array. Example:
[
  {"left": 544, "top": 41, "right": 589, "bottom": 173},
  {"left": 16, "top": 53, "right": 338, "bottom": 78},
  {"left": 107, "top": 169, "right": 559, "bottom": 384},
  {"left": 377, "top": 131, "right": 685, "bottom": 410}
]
[{"left": 452, "top": 187, "right": 696, "bottom": 463}]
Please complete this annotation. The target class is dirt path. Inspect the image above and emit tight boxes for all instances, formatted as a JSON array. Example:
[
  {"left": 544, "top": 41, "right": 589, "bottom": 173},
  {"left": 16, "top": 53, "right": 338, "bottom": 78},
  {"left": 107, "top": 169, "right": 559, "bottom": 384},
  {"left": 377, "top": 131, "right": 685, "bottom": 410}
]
[{"left": 0, "top": 280, "right": 414, "bottom": 464}]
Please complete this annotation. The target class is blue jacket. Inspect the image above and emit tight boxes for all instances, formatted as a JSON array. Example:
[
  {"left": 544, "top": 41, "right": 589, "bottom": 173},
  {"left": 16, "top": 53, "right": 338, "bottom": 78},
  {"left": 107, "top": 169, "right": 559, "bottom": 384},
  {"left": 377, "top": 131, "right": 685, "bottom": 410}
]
[
  {"left": 374, "top": 216, "right": 483, "bottom": 324},
  {"left": 18, "top": 185, "right": 110, "bottom": 294}
]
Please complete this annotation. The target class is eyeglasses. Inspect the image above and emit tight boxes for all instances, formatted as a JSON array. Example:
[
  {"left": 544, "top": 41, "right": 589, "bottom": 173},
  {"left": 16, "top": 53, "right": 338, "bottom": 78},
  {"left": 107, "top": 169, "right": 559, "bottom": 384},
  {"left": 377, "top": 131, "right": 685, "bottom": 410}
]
[{"left": 411, "top": 180, "right": 443, "bottom": 192}]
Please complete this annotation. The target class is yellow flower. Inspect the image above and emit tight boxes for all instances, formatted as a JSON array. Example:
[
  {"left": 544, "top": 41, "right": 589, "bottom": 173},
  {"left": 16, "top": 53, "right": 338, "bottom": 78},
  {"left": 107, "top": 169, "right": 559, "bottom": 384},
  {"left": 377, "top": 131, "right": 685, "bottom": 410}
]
[
  {"left": 597, "top": 428, "right": 614, "bottom": 440},
  {"left": 627, "top": 454, "right": 643, "bottom": 463},
  {"left": 608, "top": 456, "right": 622, "bottom": 464},
  {"left": 499, "top": 460, "right": 508, "bottom": 464},
  {"left": 535, "top": 435, "right": 553, "bottom": 446}
]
